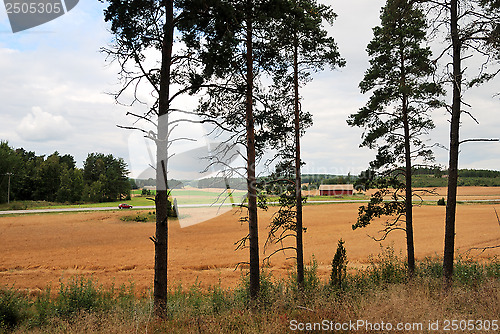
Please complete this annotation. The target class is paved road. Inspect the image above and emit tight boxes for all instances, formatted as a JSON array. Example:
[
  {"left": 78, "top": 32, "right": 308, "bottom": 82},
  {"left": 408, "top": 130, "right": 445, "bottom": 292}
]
[
  {"left": 0, "top": 206, "right": 154, "bottom": 215},
  {"left": 0, "top": 203, "right": 242, "bottom": 215},
  {"left": 1, "top": 199, "right": 499, "bottom": 215}
]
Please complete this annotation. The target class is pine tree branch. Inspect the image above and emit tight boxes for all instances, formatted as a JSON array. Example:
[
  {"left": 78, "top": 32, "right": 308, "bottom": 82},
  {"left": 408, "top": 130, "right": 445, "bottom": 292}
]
[{"left": 459, "top": 138, "right": 499, "bottom": 144}]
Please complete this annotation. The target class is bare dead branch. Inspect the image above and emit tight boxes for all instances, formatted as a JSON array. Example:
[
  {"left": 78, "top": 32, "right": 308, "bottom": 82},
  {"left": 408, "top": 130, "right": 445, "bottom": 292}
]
[
  {"left": 117, "top": 125, "right": 149, "bottom": 134},
  {"left": 459, "top": 138, "right": 499, "bottom": 145},
  {"left": 263, "top": 246, "right": 297, "bottom": 264},
  {"left": 233, "top": 261, "right": 250, "bottom": 271}
]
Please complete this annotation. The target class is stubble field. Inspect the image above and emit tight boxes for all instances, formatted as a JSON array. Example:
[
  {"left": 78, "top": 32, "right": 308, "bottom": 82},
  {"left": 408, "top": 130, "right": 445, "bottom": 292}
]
[{"left": 1, "top": 187, "right": 499, "bottom": 295}]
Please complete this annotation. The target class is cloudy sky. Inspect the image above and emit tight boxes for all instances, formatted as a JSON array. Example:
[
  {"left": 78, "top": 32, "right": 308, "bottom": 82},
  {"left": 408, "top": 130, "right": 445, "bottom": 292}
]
[{"left": 1, "top": 0, "right": 499, "bottom": 179}]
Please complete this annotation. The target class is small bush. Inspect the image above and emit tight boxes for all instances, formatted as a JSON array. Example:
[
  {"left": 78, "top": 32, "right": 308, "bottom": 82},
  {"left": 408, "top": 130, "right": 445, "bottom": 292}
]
[
  {"left": 8, "top": 202, "right": 27, "bottom": 210},
  {"left": 55, "top": 276, "right": 109, "bottom": 318},
  {"left": 418, "top": 257, "right": 443, "bottom": 279},
  {"left": 120, "top": 212, "right": 156, "bottom": 223},
  {"left": 167, "top": 199, "right": 178, "bottom": 218},
  {"left": 304, "top": 257, "right": 320, "bottom": 293},
  {"left": 454, "top": 258, "right": 484, "bottom": 286},
  {"left": 234, "top": 269, "right": 280, "bottom": 306},
  {"left": 365, "top": 245, "right": 407, "bottom": 285},
  {"left": 0, "top": 288, "right": 26, "bottom": 329},
  {"left": 284, "top": 257, "right": 321, "bottom": 299},
  {"left": 437, "top": 197, "right": 446, "bottom": 206},
  {"left": 209, "top": 284, "right": 232, "bottom": 314},
  {"left": 484, "top": 257, "right": 500, "bottom": 278},
  {"left": 330, "top": 239, "right": 348, "bottom": 290}
]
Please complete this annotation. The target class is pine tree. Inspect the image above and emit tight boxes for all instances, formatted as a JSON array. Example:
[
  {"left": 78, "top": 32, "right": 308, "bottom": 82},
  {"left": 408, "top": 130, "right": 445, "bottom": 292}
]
[
  {"left": 100, "top": 0, "right": 187, "bottom": 315},
  {"left": 264, "top": 0, "right": 344, "bottom": 290},
  {"left": 347, "top": 0, "right": 443, "bottom": 277},
  {"left": 178, "top": 0, "right": 298, "bottom": 300},
  {"left": 425, "top": 0, "right": 500, "bottom": 287}
]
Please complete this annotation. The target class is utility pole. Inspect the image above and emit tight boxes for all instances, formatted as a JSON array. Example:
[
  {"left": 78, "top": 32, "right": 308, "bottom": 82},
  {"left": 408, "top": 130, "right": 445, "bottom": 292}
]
[{"left": 6, "top": 172, "right": 13, "bottom": 204}]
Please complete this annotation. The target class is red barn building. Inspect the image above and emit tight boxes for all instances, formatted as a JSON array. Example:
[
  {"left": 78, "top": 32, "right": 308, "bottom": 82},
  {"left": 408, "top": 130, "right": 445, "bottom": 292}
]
[{"left": 319, "top": 184, "right": 354, "bottom": 196}]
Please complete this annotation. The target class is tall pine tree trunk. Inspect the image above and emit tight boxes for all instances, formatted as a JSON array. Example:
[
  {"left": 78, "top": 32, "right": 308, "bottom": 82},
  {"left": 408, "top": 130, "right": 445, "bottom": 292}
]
[
  {"left": 245, "top": 0, "right": 260, "bottom": 301},
  {"left": 293, "top": 38, "right": 305, "bottom": 290},
  {"left": 154, "top": 0, "right": 174, "bottom": 316},
  {"left": 402, "top": 100, "right": 415, "bottom": 278},
  {"left": 400, "top": 40, "right": 415, "bottom": 278},
  {"left": 443, "top": 0, "right": 461, "bottom": 287}
]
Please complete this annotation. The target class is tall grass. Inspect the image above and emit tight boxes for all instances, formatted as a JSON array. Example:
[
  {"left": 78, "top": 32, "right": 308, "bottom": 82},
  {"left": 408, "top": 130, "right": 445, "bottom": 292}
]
[{"left": 1, "top": 254, "right": 499, "bottom": 333}]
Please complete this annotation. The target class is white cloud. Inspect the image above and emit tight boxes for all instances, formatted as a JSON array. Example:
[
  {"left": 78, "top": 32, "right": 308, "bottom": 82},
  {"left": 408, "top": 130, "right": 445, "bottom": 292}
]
[
  {"left": 16, "top": 106, "right": 72, "bottom": 142},
  {"left": 0, "top": 0, "right": 498, "bottom": 174}
]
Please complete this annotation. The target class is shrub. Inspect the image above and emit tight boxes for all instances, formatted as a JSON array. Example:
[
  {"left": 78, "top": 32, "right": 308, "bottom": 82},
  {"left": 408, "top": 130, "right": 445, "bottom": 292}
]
[
  {"left": 0, "top": 288, "right": 26, "bottom": 329},
  {"left": 330, "top": 239, "right": 348, "bottom": 290},
  {"left": 304, "top": 257, "right": 320, "bottom": 294},
  {"left": 234, "top": 269, "right": 280, "bottom": 306},
  {"left": 8, "top": 202, "right": 27, "bottom": 210},
  {"left": 167, "top": 199, "right": 178, "bottom": 218},
  {"left": 454, "top": 257, "right": 484, "bottom": 286},
  {"left": 418, "top": 257, "right": 443, "bottom": 279},
  {"left": 484, "top": 257, "right": 500, "bottom": 278},
  {"left": 437, "top": 197, "right": 446, "bottom": 206},
  {"left": 365, "top": 245, "right": 407, "bottom": 285},
  {"left": 55, "top": 276, "right": 109, "bottom": 318},
  {"left": 120, "top": 212, "right": 157, "bottom": 223},
  {"left": 31, "top": 288, "right": 56, "bottom": 327}
]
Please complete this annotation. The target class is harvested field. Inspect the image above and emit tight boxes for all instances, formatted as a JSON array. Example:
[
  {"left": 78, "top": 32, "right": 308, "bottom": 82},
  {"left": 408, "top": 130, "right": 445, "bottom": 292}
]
[
  {"left": 305, "top": 185, "right": 500, "bottom": 200},
  {"left": 371, "top": 186, "right": 500, "bottom": 201},
  {"left": 1, "top": 189, "right": 499, "bottom": 295}
]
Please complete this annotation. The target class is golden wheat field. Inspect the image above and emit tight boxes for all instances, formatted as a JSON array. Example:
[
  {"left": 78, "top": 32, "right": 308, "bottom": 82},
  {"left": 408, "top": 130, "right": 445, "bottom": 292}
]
[{"left": 1, "top": 187, "right": 499, "bottom": 295}]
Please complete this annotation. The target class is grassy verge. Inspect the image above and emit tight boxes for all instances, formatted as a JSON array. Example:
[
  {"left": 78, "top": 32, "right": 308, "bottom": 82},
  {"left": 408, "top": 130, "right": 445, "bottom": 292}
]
[
  {"left": 0, "top": 199, "right": 152, "bottom": 211},
  {"left": 0, "top": 201, "right": 64, "bottom": 211},
  {"left": 2, "top": 251, "right": 499, "bottom": 333},
  {"left": 119, "top": 211, "right": 188, "bottom": 223}
]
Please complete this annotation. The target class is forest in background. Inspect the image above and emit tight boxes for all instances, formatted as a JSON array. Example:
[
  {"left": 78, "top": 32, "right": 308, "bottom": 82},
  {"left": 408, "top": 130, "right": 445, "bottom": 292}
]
[
  {"left": 2, "top": 138, "right": 499, "bottom": 206},
  {"left": 0, "top": 141, "right": 131, "bottom": 204}
]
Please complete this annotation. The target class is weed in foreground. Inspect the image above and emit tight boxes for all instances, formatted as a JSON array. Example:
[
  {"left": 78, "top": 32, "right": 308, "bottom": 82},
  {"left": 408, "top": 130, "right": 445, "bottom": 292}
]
[{"left": 1, "top": 255, "right": 499, "bottom": 333}]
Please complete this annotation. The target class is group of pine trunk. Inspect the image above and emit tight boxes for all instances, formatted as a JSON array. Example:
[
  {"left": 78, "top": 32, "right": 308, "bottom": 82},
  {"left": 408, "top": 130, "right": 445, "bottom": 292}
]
[{"left": 151, "top": 0, "right": 481, "bottom": 315}]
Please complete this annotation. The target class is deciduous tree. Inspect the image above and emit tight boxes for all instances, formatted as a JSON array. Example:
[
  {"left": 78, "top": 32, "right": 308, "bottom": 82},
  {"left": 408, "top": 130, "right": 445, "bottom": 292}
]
[{"left": 83, "top": 153, "right": 130, "bottom": 202}]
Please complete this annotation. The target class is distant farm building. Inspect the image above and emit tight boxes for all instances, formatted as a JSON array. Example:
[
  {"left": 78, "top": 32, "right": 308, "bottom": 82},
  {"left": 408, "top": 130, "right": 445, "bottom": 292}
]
[{"left": 319, "top": 184, "right": 354, "bottom": 196}]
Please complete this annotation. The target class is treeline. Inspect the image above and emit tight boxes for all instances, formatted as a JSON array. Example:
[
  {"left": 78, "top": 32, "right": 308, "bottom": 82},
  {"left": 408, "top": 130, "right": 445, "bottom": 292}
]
[
  {"left": 300, "top": 169, "right": 500, "bottom": 189},
  {"left": 413, "top": 167, "right": 500, "bottom": 178},
  {"left": 195, "top": 177, "right": 247, "bottom": 190},
  {"left": 411, "top": 167, "right": 500, "bottom": 187},
  {"left": 301, "top": 174, "right": 357, "bottom": 189},
  {"left": 0, "top": 141, "right": 131, "bottom": 204},
  {"left": 458, "top": 169, "right": 500, "bottom": 178},
  {"left": 133, "top": 178, "right": 184, "bottom": 190}
]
